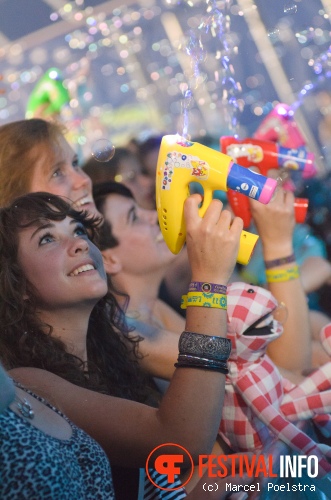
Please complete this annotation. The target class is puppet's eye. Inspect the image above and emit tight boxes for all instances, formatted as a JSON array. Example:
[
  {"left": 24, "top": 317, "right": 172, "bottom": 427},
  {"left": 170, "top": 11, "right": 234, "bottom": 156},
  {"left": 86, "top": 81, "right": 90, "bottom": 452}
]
[{"left": 247, "top": 288, "right": 255, "bottom": 294}]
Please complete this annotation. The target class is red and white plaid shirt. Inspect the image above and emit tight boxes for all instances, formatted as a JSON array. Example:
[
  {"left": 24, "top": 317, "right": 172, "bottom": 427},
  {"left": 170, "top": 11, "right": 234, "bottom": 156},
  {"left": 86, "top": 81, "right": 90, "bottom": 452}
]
[{"left": 218, "top": 282, "right": 331, "bottom": 477}]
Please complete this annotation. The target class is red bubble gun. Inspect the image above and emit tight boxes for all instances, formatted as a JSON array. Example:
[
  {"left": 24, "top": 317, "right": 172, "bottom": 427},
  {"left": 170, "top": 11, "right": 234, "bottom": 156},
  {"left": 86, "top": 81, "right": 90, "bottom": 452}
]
[
  {"left": 220, "top": 136, "right": 309, "bottom": 228},
  {"left": 156, "top": 135, "right": 278, "bottom": 265},
  {"left": 253, "top": 103, "right": 317, "bottom": 178},
  {"left": 220, "top": 136, "right": 315, "bottom": 177}
]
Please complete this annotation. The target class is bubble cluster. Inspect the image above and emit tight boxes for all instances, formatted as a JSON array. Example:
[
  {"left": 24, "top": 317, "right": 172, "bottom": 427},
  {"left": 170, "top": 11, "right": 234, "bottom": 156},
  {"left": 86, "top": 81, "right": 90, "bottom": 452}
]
[
  {"left": 178, "top": 0, "right": 241, "bottom": 136},
  {"left": 290, "top": 46, "right": 331, "bottom": 113},
  {"left": 200, "top": 0, "right": 241, "bottom": 133},
  {"left": 91, "top": 139, "right": 115, "bottom": 162},
  {"left": 284, "top": 2, "right": 298, "bottom": 15},
  {"left": 313, "top": 46, "right": 331, "bottom": 78}
]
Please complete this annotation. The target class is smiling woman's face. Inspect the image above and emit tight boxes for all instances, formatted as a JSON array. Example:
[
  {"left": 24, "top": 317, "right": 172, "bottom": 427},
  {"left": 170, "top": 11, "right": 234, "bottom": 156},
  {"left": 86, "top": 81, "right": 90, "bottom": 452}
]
[
  {"left": 28, "top": 136, "right": 100, "bottom": 217},
  {"left": 17, "top": 216, "right": 107, "bottom": 313}
]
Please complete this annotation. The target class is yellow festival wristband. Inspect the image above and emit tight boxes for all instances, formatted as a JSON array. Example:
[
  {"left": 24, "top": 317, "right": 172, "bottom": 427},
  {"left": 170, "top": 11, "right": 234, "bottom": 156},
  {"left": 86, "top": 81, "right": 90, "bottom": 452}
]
[
  {"left": 181, "top": 291, "right": 227, "bottom": 310},
  {"left": 266, "top": 265, "right": 300, "bottom": 283}
]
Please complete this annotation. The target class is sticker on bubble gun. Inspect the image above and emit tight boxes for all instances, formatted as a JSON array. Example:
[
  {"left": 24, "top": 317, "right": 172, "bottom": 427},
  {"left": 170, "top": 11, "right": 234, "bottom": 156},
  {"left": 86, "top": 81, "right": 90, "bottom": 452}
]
[
  {"left": 226, "top": 163, "right": 270, "bottom": 201},
  {"left": 277, "top": 146, "right": 312, "bottom": 171}
]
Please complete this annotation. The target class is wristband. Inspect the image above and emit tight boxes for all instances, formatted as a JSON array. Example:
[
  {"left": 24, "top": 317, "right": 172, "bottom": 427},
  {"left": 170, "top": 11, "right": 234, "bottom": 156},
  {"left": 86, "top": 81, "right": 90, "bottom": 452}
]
[
  {"left": 188, "top": 281, "right": 227, "bottom": 294},
  {"left": 264, "top": 253, "right": 296, "bottom": 270},
  {"left": 181, "top": 292, "right": 227, "bottom": 310},
  {"left": 266, "top": 265, "right": 300, "bottom": 283}
]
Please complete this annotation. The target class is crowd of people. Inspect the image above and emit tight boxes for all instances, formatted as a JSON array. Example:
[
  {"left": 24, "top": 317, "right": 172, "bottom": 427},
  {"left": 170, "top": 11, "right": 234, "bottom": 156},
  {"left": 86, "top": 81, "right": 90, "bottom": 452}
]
[{"left": 0, "top": 117, "right": 331, "bottom": 499}]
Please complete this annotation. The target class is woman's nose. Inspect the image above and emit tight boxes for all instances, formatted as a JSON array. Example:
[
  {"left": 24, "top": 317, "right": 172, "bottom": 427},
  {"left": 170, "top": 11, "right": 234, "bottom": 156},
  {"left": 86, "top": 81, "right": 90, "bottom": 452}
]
[
  {"left": 145, "top": 209, "right": 158, "bottom": 225},
  {"left": 72, "top": 168, "right": 92, "bottom": 190},
  {"left": 69, "top": 237, "right": 89, "bottom": 255}
]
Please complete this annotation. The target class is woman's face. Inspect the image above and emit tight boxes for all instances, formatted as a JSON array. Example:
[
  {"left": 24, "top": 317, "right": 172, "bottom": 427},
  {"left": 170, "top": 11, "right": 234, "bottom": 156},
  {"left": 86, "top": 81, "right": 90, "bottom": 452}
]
[
  {"left": 29, "top": 135, "right": 100, "bottom": 216},
  {"left": 17, "top": 216, "right": 107, "bottom": 313},
  {"left": 116, "top": 156, "right": 155, "bottom": 210},
  {"left": 102, "top": 194, "right": 176, "bottom": 275}
]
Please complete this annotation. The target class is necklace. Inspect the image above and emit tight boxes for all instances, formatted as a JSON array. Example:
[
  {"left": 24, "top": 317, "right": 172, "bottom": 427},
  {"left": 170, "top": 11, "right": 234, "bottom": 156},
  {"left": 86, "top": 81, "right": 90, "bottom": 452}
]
[{"left": 15, "top": 394, "right": 34, "bottom": 420}]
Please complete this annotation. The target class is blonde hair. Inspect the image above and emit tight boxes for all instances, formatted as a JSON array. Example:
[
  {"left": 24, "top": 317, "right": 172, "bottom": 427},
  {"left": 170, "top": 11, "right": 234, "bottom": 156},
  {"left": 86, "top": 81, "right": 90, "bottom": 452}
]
[{"left": 0, "top": 118, "right": 66, "bottom": 207}]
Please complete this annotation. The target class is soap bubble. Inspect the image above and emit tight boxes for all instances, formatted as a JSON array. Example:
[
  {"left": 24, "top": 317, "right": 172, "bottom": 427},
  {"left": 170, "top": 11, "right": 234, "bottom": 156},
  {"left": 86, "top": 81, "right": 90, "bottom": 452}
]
[{"left": 91, "top": 139, "right": 115, "bottom": 162}]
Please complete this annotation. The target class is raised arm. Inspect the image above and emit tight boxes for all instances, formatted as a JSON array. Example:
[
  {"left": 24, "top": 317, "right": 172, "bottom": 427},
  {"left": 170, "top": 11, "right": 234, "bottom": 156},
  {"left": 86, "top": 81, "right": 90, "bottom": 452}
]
[
  {"left": 249, "top": 188, "right": 312, "bottom": 373},
  {"left": 11, "top": 195, "right": 243, "bottom": 468},
  {"left": 300, "top": 256, "right": 331, "bottom": 294}
]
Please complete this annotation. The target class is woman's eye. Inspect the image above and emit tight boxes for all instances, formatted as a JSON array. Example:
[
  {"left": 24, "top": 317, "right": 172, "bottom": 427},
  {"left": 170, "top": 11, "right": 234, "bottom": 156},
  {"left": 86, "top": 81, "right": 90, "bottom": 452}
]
[
  {"left": 72, "top": 158, "right": 80, "bottom": 169},
  {"left": 131, "top": 212, "right": 139, "bottom": 223},
  {"left": 39, "top": 233, "right": 54, "bottom": 246},
  {"left": 52, "top": 168, "right": 63, "bottom": 178},
  {"left": 74, "top": 224, "right": 88, "bottom": 237}
]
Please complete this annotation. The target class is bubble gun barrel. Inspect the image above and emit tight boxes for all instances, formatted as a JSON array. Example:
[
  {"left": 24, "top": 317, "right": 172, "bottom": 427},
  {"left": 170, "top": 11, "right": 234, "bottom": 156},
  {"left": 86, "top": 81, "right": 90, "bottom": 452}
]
[{"left": 156, "top": 135, "right": 277, "bottom": 265}]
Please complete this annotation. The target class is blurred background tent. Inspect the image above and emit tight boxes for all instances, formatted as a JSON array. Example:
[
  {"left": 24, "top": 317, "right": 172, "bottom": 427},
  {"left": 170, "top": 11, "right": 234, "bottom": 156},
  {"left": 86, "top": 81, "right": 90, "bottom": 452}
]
[{"left": 1, "top": 0, "right": 331, "bottom": 167}]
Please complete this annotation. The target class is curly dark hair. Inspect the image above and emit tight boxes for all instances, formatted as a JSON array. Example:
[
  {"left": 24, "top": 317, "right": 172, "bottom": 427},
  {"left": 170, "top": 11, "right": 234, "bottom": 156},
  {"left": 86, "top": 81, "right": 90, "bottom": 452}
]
[{"left": 0, "top": 192, "right": 157, "bottom": 404}]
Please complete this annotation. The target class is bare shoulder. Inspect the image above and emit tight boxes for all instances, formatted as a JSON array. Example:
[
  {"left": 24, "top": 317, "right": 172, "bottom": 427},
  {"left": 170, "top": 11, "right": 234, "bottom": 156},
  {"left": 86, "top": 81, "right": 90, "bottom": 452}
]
[{"left": 8, "top": 367, "right": 157, "bottom": 466}]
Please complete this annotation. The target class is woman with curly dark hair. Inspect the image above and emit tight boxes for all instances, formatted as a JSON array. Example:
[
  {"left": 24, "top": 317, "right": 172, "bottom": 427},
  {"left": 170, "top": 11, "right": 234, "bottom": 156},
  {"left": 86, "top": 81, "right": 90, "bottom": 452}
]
[
  {"left": 0, "top": 189, "right": 160, "bottom": 498},
  {"left": 0, "top": 191, "right": 243, "bottom": 499},
  {"left": 0, "top": 192, "right": 154, "bottom": 405}
]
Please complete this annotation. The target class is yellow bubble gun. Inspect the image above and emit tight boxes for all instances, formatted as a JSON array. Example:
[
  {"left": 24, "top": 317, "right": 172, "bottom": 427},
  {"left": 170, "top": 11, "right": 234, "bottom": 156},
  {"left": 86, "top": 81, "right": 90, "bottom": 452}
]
[{"left": 156, "top": 135, "right": 277, "bottom": 265}]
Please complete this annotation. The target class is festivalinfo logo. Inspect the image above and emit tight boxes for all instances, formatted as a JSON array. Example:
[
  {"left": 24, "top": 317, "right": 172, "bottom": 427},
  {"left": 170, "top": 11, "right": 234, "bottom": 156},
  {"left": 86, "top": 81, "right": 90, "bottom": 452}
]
[{"left": 145, "top": 443, "right": 319, "bottom": 495}]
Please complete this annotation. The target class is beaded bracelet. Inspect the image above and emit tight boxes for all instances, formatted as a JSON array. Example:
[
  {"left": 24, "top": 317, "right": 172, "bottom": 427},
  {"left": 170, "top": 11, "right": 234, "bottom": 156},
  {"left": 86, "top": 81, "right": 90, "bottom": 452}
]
[
  {"left": 188, "top": 281, "right": 227, "bottom": 294},
  {"left": 264, "top": 253, "right": 296, "bottom": 270},
  {"left": 178, "top": 331, "right": 232, "bottom": 362},
  {"left": 266, "top": 265, "right": 300, "bottom": 283},
  {"left": 177, "top": 354, "right": 229, "bottom": 372},
  {"left": 181, "top": 292, "right": 227, "bottom": 310}
]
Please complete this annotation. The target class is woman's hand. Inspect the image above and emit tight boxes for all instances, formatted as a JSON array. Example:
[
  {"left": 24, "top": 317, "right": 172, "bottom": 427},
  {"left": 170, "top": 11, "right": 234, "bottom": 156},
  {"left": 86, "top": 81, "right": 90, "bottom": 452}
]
[
  {"left": 184, "top": 194, "right": 243, "bottom": 284},
  {"left": 249, "top": 187, "right": 295, "bottom": 259}
]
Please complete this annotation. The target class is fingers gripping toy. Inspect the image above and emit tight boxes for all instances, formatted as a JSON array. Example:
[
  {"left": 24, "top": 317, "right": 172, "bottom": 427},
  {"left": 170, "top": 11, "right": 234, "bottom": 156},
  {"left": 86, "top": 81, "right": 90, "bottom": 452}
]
[
  {"left": 219, "top": 282, "right": 331, "bottom": 478},
  {"left": 156, "top": 135, "right": 277, "bottom": 265},
  {"left": 220, "top": 136, "right": 311, "bottom": 228},
  {"left": 26, "top": 68, "right": 70, "bottom": 119}
]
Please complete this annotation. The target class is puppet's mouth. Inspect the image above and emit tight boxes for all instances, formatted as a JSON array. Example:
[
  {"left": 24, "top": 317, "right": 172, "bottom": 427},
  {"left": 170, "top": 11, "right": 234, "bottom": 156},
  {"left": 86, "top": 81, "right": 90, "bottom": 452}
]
[
  {"left": 243, "top": 323, "right": 275, "bottom": 337},
  {"left": 243, "top": 309, "right": 275, "bottom": 337}
]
